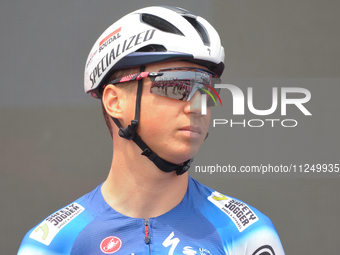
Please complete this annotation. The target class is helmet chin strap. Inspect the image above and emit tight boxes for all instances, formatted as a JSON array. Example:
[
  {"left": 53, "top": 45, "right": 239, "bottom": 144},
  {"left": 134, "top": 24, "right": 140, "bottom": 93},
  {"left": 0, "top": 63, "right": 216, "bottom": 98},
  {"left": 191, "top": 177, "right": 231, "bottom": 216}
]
[{"left": 110, "top": 66, "right": 193, "bottom": 175}]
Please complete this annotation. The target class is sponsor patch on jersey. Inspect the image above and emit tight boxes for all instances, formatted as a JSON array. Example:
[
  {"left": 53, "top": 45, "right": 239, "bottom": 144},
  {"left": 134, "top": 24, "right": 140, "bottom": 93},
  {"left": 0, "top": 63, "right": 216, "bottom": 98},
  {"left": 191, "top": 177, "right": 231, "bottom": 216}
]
[
  {"left": 208, "top": 191, "right": 258, "bottom": 232},
  {"left": 100, "top": 236, "right": 122, "bottom": 254},
  {"left": 29, "top": 203, "right": 85, "bottom": 245}
]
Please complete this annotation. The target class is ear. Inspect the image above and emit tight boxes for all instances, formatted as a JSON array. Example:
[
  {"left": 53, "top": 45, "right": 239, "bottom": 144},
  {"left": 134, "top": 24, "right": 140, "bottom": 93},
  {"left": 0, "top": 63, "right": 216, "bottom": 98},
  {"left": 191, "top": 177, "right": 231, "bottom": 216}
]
[{"left": 102, "top": 85, "right": 124, "bottom": 120}]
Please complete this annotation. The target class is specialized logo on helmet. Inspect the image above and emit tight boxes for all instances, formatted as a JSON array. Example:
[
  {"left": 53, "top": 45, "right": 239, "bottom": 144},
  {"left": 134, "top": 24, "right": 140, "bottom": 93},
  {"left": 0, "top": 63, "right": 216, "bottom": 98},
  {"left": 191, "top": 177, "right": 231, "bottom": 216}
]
[
  {"left": 100, "top": 236, "right": 122, "bottom": 254},
  {"left": 89, "top": 29, "right": 156, "bottom": 88}
]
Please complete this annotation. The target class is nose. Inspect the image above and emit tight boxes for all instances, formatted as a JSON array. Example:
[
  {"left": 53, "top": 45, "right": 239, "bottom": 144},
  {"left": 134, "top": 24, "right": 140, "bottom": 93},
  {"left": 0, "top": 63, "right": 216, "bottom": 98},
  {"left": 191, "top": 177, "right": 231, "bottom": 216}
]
[{"left": 184, "top": 90, "right": 204, "bottom": 116}]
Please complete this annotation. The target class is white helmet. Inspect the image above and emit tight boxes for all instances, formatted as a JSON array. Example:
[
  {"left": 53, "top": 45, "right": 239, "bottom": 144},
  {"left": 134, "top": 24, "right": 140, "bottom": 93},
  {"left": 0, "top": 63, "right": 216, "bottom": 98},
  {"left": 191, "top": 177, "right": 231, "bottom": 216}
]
[
  {"left": 84, "top": 6, "right": 225, "bottom": 96},
  {"left": 84, "top": 6, "right": 225, "bottom": 175}
]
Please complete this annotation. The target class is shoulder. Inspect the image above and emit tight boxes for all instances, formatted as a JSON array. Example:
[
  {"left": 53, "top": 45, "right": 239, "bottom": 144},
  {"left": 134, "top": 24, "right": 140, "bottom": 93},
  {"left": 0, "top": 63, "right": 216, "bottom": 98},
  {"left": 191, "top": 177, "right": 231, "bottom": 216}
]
[
  {"left": 17, "top": 185, "right": 108, "bottom": 255},
  {"left": 188, "top": 177, "right": 285, "bottom": 255}
]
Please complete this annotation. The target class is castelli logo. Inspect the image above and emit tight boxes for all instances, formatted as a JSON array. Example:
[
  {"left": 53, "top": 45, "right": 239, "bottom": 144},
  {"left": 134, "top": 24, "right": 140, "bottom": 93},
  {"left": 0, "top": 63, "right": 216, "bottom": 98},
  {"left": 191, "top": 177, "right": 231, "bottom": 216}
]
[{"left": 100, "top": 236, "right": 122, "bottom": 254}]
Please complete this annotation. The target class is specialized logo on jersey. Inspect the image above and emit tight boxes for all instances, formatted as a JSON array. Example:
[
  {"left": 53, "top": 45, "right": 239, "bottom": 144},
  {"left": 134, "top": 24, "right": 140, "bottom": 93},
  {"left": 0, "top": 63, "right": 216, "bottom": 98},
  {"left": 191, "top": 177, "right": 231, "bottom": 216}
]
[
  {"left": 100, "top": 236, "right": 122, "bottom": 254},
  {"left": 163, "top": 232, "right": 212, "bottom": 255},
  {"left": 162, "top": 232, "right": 179, "bottom": 255},
  {"left": 29, "top": 203, "right": 84, "bottom": 245},
  {"left": 208, "top": 191, "right": 258, "bottom": 232},
  {"left": 183, "top": 246, "right": 197, "bottom": 255}
]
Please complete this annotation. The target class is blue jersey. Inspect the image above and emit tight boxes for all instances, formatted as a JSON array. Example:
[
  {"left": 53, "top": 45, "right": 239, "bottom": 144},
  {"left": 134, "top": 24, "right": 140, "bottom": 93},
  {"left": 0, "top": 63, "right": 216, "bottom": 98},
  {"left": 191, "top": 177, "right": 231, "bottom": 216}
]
[{"left": 18, "top": 177, "right": 285, "bottom": 255}]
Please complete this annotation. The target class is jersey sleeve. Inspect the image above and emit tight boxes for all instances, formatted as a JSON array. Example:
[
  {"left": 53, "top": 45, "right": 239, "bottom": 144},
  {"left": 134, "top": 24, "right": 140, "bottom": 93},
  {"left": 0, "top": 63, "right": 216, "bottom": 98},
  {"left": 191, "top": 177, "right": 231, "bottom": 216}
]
[
  {"left": 230, "top": 224, "right": 285, "bottom": 255},
  {"left": 206, "top": 190, "right": 285, "bottom": 255},
  {"left": 17, "top": 200, "right": 93, "bottom": 255},
  {"left": 185, "top": 179, "right": 285, "bottom": 255}
]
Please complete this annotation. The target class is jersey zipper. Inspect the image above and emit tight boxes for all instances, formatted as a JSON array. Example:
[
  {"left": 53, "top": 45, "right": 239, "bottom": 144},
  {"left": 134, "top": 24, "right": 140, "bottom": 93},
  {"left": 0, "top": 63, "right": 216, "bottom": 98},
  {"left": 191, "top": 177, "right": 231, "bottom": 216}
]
[{"left": 144, "top": 219, "right": 151, "bottom": 254}]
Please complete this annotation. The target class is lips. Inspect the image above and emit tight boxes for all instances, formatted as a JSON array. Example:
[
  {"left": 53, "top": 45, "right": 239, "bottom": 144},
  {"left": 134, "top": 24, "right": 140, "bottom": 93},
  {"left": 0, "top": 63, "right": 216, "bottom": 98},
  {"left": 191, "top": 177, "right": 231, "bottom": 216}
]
[{"left": 180, "top": 126, "right": 202, "bottom": 134}]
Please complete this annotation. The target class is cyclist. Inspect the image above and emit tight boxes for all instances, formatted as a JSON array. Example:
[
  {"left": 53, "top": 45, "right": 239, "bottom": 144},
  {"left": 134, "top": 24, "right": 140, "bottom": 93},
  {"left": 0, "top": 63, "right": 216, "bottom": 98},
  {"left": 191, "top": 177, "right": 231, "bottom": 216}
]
[{"left": 18, "top": 6, "right": 285, "bottom": 255}]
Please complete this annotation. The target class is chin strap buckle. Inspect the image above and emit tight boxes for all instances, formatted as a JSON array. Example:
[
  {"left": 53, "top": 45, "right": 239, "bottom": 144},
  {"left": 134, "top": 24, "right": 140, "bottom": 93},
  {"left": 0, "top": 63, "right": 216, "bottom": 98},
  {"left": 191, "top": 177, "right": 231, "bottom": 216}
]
[
  {"left": 176, "top": 158, "right": 193, "bottom": 175},
  {"left": 139, "top": 143, "right": 193, "bottom": 175},
  {"left": 118, "top": 120, "right": 139, "bottom": 140}
]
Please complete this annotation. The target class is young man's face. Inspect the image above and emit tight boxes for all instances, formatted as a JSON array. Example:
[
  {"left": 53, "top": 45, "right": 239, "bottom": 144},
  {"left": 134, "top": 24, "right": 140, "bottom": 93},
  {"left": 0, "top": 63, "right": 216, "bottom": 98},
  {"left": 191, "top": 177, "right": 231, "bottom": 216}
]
[{"left": 130, "top": 60, "right": 212, "bottom": 165}]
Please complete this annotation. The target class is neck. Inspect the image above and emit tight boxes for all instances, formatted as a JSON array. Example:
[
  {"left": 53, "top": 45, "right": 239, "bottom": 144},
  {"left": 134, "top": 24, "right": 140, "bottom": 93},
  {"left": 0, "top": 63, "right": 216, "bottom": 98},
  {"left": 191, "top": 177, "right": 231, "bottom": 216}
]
[{"left": 101, "top": 138, "right": 188, "bottom": 219}]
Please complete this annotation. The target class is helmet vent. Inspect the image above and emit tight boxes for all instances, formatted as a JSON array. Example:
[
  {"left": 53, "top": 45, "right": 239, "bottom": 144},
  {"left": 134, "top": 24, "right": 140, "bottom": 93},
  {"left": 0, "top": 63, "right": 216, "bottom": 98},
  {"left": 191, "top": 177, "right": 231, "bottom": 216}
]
[
  {"left": 183, "top": 16, "right": 210, "bottom": 46},
  {"left": 141, "top": 13, "right": 184, "bottom": 36},
  {"left": 159, "top": 6, "right": 196, "bottom": 16},
  {"left": 136, "top": 44, "right": 167, "bottom": 52}
]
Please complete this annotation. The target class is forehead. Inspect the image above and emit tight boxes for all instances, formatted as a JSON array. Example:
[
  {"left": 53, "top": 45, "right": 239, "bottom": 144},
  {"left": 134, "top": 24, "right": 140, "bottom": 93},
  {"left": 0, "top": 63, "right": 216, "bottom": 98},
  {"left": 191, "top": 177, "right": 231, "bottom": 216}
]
[{"left": 145, "top": 60, "right": 208, "bottom": 72}]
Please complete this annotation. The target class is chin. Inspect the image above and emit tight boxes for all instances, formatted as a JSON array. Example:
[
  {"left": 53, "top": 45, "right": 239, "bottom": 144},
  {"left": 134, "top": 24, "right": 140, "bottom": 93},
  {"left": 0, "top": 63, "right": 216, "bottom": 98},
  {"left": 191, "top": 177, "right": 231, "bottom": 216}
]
[
  {"left": 159, "top": 148, "right": 191, "bottom": 165},
  {"left": 171, "top": 147, "right": 201, "bottom": 164},
  {"left": 149, "top": 137, "right": 204, "bottom": 165}
]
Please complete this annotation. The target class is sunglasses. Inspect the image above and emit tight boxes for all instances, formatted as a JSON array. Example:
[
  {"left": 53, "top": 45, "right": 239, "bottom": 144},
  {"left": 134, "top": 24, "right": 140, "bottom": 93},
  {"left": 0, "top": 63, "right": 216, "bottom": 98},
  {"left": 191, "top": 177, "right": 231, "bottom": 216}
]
[{"left": 99, "top": 67, "right": 222, "bottom": 106}]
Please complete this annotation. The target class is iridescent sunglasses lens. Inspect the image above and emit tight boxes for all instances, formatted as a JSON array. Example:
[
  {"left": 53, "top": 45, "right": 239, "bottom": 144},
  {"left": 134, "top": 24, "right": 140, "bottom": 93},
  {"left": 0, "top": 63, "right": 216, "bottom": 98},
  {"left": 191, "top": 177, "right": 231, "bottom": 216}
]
[{"left": 149, "top": 68, "right": 221, "bottom": 106}]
